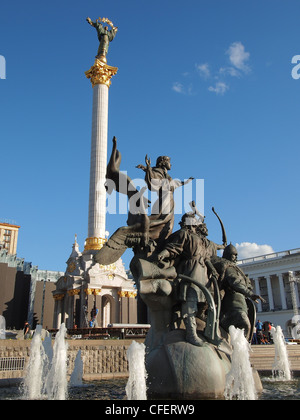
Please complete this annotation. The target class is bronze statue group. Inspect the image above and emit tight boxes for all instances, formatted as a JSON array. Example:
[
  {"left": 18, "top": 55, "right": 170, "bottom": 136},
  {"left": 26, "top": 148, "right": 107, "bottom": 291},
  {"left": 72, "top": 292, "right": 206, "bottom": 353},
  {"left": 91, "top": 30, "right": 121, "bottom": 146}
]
[{"left": 95, "top": 138, "right": 265, "bottom": 348}]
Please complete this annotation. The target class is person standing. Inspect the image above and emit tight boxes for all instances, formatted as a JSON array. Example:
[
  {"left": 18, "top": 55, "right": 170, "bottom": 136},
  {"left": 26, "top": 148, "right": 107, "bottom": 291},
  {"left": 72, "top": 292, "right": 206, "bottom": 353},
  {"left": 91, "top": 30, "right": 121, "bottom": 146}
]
[
  {"left": 23, "top": 321, "right": 31, "bottom": 339},
  {"left": 255, "top": 319, "right": 263, "bottom": 344}
]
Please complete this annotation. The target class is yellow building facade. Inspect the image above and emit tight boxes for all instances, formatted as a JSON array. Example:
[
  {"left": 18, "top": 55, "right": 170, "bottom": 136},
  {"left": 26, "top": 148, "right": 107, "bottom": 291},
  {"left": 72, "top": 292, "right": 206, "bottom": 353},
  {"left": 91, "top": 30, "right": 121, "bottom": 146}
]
[{"left": 0, "top": 222, "right": 20, "bottom": 255}]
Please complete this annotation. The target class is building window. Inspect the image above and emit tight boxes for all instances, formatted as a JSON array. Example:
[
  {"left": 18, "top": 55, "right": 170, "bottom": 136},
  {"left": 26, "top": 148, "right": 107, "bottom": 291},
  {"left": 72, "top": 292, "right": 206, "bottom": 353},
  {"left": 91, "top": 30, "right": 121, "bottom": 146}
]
[{"left": 3, "top": 230, "right": 11, "bottom": 249}]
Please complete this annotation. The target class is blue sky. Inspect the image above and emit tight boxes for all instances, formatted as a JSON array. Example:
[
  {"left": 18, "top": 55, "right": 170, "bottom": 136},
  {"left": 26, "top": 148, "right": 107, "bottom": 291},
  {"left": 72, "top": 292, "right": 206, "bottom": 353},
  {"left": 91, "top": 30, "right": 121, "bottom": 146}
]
[{"left": 1, "top": 0, "right": 300, "bottom": 272}]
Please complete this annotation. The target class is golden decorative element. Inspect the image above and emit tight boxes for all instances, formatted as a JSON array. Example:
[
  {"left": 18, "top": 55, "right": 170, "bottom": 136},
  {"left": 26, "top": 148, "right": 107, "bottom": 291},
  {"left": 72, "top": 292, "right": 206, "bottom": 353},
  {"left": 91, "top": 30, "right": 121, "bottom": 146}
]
[
  {"left": 96, "top": 17, "right": 117, "bottom": 31},
  {"left": 67, "top": 261, "right": 76, "bottom": 273},
  {"left": 85, "top": 59, "right": 118, "bottom": 88},
  {"left": 93, "top": 289, "right": 102, "bottom": 296},
  {"left": 118, "top": 290, "right": 137, "bottom": 298},
  {"left": 84, "top": 288, "right": 102, "bottom": 296},
  {"left": 67, "top": 289, "right": 80, "bottom": 297},
  {"left": 100, "top": 263, "right": 116, "bottom": 272},
  {"left": 53, "top": 293, "right": 65, "bottom": 301},
  {"left": 84, "top": 288, "right": 93, "bottom": 295},
  {"left": 126, "top": 291, "right": 137, "bottom": 298},
  {"left": 84, "top": 236, "right": 107, "bottom": 251}
]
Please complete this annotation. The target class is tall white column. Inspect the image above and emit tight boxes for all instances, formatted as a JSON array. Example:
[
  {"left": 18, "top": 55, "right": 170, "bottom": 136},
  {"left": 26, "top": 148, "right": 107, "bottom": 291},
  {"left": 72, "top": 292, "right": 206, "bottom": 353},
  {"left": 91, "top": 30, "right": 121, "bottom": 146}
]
[
  {"left": 278, "top": 273, "right": 287, "bottom": 310},
  {"left": 84, "top": 59, "right": 118, "bottom": 251},
  {"left": 88, "top": 83, "right": 109, "bottom": 240}
]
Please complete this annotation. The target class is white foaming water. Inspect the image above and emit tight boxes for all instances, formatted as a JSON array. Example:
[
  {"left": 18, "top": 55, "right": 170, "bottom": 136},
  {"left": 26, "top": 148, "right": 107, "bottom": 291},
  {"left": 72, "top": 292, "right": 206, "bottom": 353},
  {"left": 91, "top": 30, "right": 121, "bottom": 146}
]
[
  {"left": 45, "top": 323, "right": 68, "bottom": 400},
  {"left": 22, "top": 325, "right": 47, "bottom": 399},
  {"left": 69, "top": 350, "right": 83, "bottom": 387},
  {"left": 22, "top": 323, "right": 68, "bottom": 400},
  {"left": 0, "top": 315, "right": 6, "bottom": 339},
  {"left": 224, "top": 326, "right": 257, "bottom": 400},
  {"left": 125, "top": 341, "right": 147, "bottom": 400},
  {"left": 271, "top": 326, "right": 291, "bottom": 381},
  {"left": 43, "top": 335, "right": 53, "bottom": 364}
]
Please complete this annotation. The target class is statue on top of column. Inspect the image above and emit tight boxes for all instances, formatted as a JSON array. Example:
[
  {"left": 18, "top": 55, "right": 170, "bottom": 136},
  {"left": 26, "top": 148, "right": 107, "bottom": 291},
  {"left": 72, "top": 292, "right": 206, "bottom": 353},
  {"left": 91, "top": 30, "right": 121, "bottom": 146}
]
[{"left": 86, "top": 17, "right": 118, "bottom": 63}]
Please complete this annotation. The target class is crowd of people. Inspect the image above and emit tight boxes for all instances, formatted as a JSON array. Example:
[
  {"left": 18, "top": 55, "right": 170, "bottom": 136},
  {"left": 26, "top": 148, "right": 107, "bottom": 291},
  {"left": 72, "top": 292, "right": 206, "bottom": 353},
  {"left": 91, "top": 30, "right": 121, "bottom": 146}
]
[{"left": 252, "top": 320, "right": 273, "bottom": 344}]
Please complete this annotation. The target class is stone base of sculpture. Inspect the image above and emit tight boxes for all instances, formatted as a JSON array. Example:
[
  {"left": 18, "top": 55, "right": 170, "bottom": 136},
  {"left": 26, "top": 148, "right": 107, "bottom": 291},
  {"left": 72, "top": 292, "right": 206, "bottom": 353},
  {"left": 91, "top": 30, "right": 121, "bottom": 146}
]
[{"left": 145, "top": 329, "right": 231, "bottom": 399}]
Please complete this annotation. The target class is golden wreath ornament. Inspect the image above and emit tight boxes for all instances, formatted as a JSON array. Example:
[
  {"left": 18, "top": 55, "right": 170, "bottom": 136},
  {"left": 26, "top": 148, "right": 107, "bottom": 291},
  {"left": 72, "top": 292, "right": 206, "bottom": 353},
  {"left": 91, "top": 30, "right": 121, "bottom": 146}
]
[{"left": 96, "top": 17, "right": 118, "bottom": 32}]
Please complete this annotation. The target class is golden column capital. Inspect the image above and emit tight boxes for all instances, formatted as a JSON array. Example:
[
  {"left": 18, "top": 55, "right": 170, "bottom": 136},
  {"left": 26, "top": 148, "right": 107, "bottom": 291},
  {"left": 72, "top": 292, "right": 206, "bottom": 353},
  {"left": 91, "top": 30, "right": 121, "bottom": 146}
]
[
  {"left": 118, "top": 290, "right": 137, "bottom": 298},
  {"left": 84, "top": 288, "right": 93, "bottom": 296},
  {"left": 126, "top": 291, "right": 137, "bottom": 298},
  {"left": 118, "top": 290, "right": 127, "bottom": 298},
  {"left": 85, "top": 59, "right": 118, "bottom": 88},
  {"left": 67, "top": 289, "right": 81, "bottom": 297},
  {"left": 84, "top": 236, "right": 107, "bottom": 251},
  {"left": 84, "top": 288, "right": 102, "bottom": 296},
  {"left": 53, "top": 293, "right": 65, "bottom": 301}
]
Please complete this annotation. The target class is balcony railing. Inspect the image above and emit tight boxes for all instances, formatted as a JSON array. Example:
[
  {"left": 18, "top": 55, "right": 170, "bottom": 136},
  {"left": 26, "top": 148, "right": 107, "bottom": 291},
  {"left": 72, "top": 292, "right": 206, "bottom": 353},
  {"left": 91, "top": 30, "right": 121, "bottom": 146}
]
[{"left": 238, "top": 248, "right": 300, "bottom": 266}]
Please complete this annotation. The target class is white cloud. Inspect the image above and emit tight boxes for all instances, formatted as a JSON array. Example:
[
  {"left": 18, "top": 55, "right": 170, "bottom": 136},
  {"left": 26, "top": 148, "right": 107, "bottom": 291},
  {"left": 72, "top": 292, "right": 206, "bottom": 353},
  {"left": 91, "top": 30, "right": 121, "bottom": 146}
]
[
  {"left": 172, "top": 82, "right": 185, "bottom": 94},
  {"left": 235, "top": 242, "right": 275, "bottom": 260},
  {"left": 219, "top": 66, "right": 241, "bottom": 78},
  {"left": 208, "top": 81, "right": 229, "bottom": 95},
  {"left": 172, "top": 82, "right": 195, "bottom": 96},
  {"left": 173, "top": 41, "right": 250, "bottom": 97},
  {"left": 196, "top": 63, "right": 211, "bottom": 79},
  {"left": 226, "top": 42, "right": 250, "bottom": 73}
]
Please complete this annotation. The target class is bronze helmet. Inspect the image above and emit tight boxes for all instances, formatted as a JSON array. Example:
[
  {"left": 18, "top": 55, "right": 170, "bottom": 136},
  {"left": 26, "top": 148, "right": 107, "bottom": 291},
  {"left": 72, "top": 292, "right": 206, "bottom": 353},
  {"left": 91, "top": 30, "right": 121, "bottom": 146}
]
[{"left": 223, "top": 243, "right": 238, "bottom": 261}]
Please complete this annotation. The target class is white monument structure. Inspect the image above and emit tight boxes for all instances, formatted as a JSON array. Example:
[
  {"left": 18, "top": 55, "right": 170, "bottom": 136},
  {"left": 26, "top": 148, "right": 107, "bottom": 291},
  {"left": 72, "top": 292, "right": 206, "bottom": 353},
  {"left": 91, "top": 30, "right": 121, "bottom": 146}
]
[{"left": 52, "top": 18, "right": 137, "bottom": 329}]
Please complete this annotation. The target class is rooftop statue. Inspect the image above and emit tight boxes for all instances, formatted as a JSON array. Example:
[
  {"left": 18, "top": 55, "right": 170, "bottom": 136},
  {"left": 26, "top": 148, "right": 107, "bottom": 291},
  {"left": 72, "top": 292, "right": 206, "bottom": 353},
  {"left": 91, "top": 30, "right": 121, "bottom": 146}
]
[{"left": 86, "top": 17, "right": 118, "bottom": 63}]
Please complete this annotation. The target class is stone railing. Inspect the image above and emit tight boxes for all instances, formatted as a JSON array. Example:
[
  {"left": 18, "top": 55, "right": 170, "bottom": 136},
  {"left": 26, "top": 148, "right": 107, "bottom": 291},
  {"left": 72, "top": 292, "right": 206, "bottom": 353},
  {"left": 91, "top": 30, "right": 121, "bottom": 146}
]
[
  {"left": 238, "top": 248, "right": 300, "bottom": 266},
  {"left": 0, "top": 338, "right": 144, "bottom": 381}
]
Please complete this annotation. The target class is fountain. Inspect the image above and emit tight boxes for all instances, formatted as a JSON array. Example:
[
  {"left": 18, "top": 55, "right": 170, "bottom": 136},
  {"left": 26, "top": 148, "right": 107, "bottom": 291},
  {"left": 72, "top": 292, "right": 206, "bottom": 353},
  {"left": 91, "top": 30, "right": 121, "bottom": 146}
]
[
  {"left": 271, "top": 326, "right": 291, "bottom": 381},
  {"left": 0, "top": 315, "right": 6, "bottom": 339},
  {"left": 45, "top": 323, "right": 68, "bottom": 400},
  {"left": 22, "top": 325, "right": 47, "bottom": 399},
  {"left": 43, "top": 335, "right": 53, "bottom": 365},
  {"left": 224, "top": 326, "right": 257, "bottom": 400},
  {"left": 125, "top": 341, "right": 147, "bottom": 400},
  {"left": 21, "top": 323, "right": 68, "bottom": 400},
  {"left": 69, "top": 350, "right": 83, "bottom": 387}
]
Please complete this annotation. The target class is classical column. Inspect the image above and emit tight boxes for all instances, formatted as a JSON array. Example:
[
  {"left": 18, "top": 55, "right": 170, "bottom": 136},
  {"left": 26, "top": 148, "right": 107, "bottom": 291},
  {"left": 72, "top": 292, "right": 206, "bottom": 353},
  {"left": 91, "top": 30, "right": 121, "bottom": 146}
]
[
  {"left": 278, "top": 273, "right": 287, "bottom": 310},
  {"left": 53, "top": 294, "right": 65, "bottom": 329},
  {"left": 84, "top": 59, "right": 118, "bottom": 251},
  {"left": 79, "top": 288, "right": 87, "bottom": 327},
  {"left": 253, "top": 277, "right": 262, "bottom": 312},
  {"left": 67, "top": 289, "right": 81, "bottom": 328},
  {"left": 266, "top": 275, "right": 274, "bottom": 311},
  {"left": 63, "top": 294, "right": 70, "bottom": 327}
]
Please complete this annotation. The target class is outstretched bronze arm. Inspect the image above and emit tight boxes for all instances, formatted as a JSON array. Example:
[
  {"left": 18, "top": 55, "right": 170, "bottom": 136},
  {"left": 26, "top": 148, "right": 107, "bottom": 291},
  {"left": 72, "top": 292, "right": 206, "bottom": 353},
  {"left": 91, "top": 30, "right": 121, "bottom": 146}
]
[{"left": 86, "top": 17, "right": 94, "bottom": 26}]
